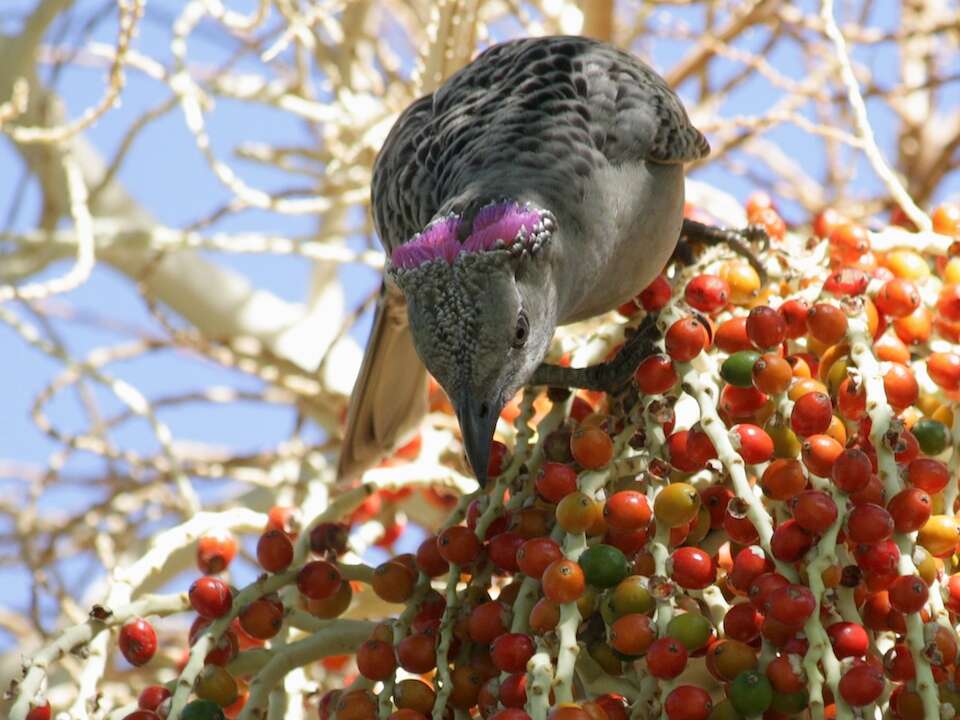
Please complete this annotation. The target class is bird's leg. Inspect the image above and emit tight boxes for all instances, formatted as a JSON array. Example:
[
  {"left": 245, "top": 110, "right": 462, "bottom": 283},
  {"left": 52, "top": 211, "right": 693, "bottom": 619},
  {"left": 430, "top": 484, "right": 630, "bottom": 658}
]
[
  {"left": 677, "top": 218, "right": 769, "bottom": 283},
  {"left": 531, "top": 314, "right": 659, "bottom": 393}
]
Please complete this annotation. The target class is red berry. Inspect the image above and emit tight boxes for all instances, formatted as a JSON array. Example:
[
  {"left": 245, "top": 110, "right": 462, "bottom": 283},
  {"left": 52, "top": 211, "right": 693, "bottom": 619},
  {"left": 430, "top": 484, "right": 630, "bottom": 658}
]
[
  {"left": 905, "top": 458, "right": 950, "bottom": 494},
  {"left": 603, "top": 491, "right": 652, "bottom": 530},
  {"left": 488, "top": 531, "right": 524, "bottom": 572},
  {"left": 876, "top": 278, "right": 921, "bottom": 318},
  {"left": 855, "top": 539, "right": 900, "bottom": 575},
  {"left": 791, "top": 490, "right": 838, "bottom": 535},
  {"left": 728, "top": 546, "right": 773, "bottom": 593},
  {"left": 535, "top": 462, "right": 579, "bottom": 503},
  {"left": 685, "top": 274, "right": 729, "bottom": 314},
  {"left": 639, "top": 275, "right": 672, "bottom": 312},
  {"left": 189, "top": 576, "right": 233, "bottom": 619},
  {"left": 669, "top": 547, "right": 716, "bottom": 589},
  {"left": 770, "top": 520, "right": 813, "bottom": 563},
  {"left": 645, "top": 637, "right": 688, "bottom": 679},
  {"left": 823, "top": 267, "right": 869, "bottom": 296},
  {"left": 665, "top": 317, "right": 708, "bottom": 362},
  {"left": 888, "top": 575, "right": 928, "bottom": 614},
  {"left": 748, "top": 572, "right": 790, "bottom": 610},
  {"left": 634, "top": 354, "right": 678, "bottom": 395},
  {"left": 826, "top": 622, "right": 869, "bottom": 659},
  {"left": 357, "top": 638, "right": 397, "bottom": 680},
  {"left": 831, "top": 447, "right": 872, "bottom": 493},
  {"left": 664, "top": 686, "right": 712, "bottom": 720},
  {"left": 887, "top": 487, "right": 931, "bottom": 533},
  {"left": 468, "top": 601, "right": 510, "bottom": 643},
  {"left": 256, "top": 529, "right": 293, "bottom": 573},
  {"left": 790, "top": 392, "right": 833, "bottom": 437},
  {"left": 297, "top": 560, "right": 341, "bottom": 600},
  {"left": 437, "top": 526, "right": 482, "bottom": 565},
  {"left": 197, "top": 530, "right": 238, "bottom": 574},
  {"left": 138, "top": 686, "right": 171, "bottom": 711},
  {"left": 491, "top": 633, "right": 535, "bottom": 673},
  {"left": 746, "top": 305, "right": 787, "bottom": 349},
  {"left": 723, "top": 602, "right": 763, "bottom": 643},
  {"left": 396, "top": 633, "right": 437, "bottom": 674},
  {"left": 778, "top": 299, "right": 809, "bottom": 339},
  {"left": 516, "top": 537, "right": 563, "bottom": 580},
  {"left": 730, "top": 424, "right": 773, "bottom": 464},
  {"left": 838, "top": 663, "right": 884, "bottom": 706},
  {"left": 846, "top": 503, "right": 894, "bottom": 544},
  {"left": 415, "top": 536, "right": 450, "bottom": 577},
  {"left": 767, "top": 585, "right": 816, "bottom": 626},
  {"left": 117, "top": 618, "right": 158, "bottom": 667}
]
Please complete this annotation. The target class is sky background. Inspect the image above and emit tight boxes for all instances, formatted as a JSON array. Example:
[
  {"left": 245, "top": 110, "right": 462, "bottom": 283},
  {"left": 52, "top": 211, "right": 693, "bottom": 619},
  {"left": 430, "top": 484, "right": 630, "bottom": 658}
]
[{"left": 0, "top": 0, "right": 957, "bottom": 654}]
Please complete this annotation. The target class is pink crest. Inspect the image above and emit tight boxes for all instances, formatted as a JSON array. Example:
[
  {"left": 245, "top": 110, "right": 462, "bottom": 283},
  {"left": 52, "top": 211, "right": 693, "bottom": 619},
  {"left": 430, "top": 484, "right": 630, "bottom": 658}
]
[{"left": 390, "top": 202, "right": 544, "bottom": 269}]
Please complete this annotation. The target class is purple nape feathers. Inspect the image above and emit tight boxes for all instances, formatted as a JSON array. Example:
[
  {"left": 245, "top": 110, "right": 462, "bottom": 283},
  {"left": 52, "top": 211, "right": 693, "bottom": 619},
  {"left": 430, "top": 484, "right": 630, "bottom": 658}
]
[{"left": 391, "top": 202, "right": 544, "bottom": 269}]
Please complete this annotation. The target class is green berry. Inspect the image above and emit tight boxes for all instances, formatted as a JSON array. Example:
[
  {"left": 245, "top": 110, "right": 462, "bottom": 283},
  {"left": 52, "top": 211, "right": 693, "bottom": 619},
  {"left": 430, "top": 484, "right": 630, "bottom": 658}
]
[
  {"left": 721, "top": 351, "right": 760, "bottom": 388},
  {"left": 578, "top": 544, "right": 629, "bottom": 588},
  {"left": 729, "top": 670, "right": 773, "bottom": 715}
]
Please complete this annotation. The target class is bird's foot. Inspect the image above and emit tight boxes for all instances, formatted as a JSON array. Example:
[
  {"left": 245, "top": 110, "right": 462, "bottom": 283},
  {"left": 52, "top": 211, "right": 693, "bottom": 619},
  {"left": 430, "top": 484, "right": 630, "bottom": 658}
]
[
  {"left": 531, "top": 314, "right": 659, "bottom": 394},
  {"left": 677, "top": 218, "right": 769, "bottom": 283}
]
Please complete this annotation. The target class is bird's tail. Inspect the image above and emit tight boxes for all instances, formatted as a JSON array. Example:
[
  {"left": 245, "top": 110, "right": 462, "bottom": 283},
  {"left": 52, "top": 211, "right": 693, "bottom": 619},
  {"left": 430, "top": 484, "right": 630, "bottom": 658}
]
[{"left": 337, "top": 282, "right": 428, "bottom": 482}]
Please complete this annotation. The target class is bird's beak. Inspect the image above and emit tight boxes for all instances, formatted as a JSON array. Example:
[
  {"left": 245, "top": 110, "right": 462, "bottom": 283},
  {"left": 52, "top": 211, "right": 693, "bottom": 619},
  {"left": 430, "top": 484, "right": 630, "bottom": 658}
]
[{"left": 456, "top": 391, "right": 501, "bottom": 488}]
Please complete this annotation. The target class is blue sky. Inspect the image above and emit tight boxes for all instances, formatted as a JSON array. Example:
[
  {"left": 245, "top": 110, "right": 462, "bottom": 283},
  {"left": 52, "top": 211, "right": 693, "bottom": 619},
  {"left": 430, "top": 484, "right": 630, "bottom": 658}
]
[{"left": 0, "top": 0, "right": 957, "bottom": 651}]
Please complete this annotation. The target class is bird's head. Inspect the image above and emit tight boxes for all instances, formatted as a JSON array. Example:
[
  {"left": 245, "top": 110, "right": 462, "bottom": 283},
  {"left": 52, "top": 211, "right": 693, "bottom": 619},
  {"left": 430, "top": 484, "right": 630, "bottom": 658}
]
[{"left": 388, "top": 200, "right": 557, "bottom": 486}]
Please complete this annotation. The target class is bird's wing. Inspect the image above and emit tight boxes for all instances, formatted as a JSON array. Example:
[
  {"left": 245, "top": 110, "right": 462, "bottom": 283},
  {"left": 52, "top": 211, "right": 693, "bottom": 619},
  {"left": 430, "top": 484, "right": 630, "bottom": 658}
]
[
  {"left": 337, "top": 281, "right": 428, "bottom": 481},
  {"left": 571, "top": 37, "right": 710, "bottom": 165},
  {"left": 371, "top": 94, "right": 440, "bottom": 254},
  {"left": 379, "top": 37, "right": 708, "bottom": 229}
]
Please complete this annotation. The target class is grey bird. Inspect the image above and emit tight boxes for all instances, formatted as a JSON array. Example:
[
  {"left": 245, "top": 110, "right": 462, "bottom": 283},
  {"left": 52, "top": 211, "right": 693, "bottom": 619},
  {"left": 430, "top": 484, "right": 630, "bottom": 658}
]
[{"left": 340, "top": 35, "right": 710, "bottom": 487}]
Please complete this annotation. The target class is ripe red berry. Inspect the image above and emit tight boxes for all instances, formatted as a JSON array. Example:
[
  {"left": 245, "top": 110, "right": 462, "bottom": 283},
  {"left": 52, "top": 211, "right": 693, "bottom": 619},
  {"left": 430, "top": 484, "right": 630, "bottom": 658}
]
[
  {"left": 396, "top": 633, "right": 437, "bottom": 674},
  {"left": 118, "top": 617, "right": 158, "bottom": 666},
  {"left": 723, "top": 602, "right": 763, "bottom": 643},
  {"left": 196, "top": 530, "right": 238, "bottom": 574},
  {"left": 746, "top": 305, "right": 787, "bottom": 349},
  {"left": 535, "top": 462, "right": 579, "bottom": 503},
  {"left": 887, "top": 487, "right": 931, "bottom": 533},
  {"left": 665, "top": 317, "right": 708, "bottom": 362},
  {"left": 639, "top": 275, "right": 671, "bottom": 312},
  {"left": 767, "top": 584, "right": 815, "bottom": 626},
  {"left": 854, "top": 539, "right": 900, "bottom": 575},
  {"left": 748, "top": 572, "right": 790, "bottom": 611},
  {"left": 791, "top": 490, "right": 838, "bottom": 535},
  {"left": 664, "top": 686, "right": 712, "bottom": 720},
  {"left": 603, "top": 491, "right": 652, "bottom": 530},
  {"left": 137, "top": 686, "right": 171, "bottom": 712},
  {"left": 823, "top": 267, "right": 869, "bottom": 296},
  {"left": 297, "top": 560, "right": 341, "bottom": 600},
  {"left": 256, "top": 529, "right": 293, "bottom": 573},
  {"left": 634, "top": 354, "right": 678, "bottom": 395},
  {"left": 189, "top": 576, "right": 233, "bottom": 619},
  {"left": 730, "top": 424, "right": 774, "bottom": 464},
  {"left": 669, "top": 547, "right": 716, "bottom": 589},
  {"left": 838, "top": 663, "right": 884, "bottom": 706},
  {"left": 831, "top": 447, "right": 872, "bottom": 493},
  {"left": 846, "top": 503, "right": 894, "bottom": 544},
  {"left": 888, "top": 575, "right": 928, "bottom": 614},
  {"left": 516, "top": 537, "right": 563, "bottom": 580},
  {"left": 491, "top": 633, "right": 535, "bottom": 673},
  {"left": 468, "top": 601, "right": 509, "bottom": 643},
  {"left": 778, "top": 299, "right": 809, "bottom": 339},
  {"left": 645, "top": 637, "right": 688, "bottom": 679},
  {"left": 790, "top": 392, "right": 833, "bottom": 437},
  {"left": 238, "top": 596, "right": 284, "bottom": 640},
  {"left": 415, "top": 536, "right": 450, "bottom": 577},
  {"left": 488, "top": 531, "right": 524, "bottom": 572},
  {"left": 904, "top": 458, "right": 950, "bottom": 494},
  {"left": 437, "top": 526, "right": 482, "bottom": 565},
  {"left": 684, "top": 274, "right": 729, "bottom": 314},
  {"left": 357, "top": 638, "right": 397, "bottom": 681},
  {"left": 727, "top": 546, "right": 773, "bottom": 593},
  {"left": 826, "top": 621, "right": 869, "bottom": 659},
  {"left": 770, "top": 519, "right": 814, "bottom": 562}
]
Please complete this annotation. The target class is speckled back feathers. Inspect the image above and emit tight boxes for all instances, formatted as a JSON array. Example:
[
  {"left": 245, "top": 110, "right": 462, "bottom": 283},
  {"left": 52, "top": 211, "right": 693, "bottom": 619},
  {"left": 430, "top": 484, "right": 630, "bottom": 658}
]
[{"left": 372, "top": 35, "right": 708, "bottom": 254}]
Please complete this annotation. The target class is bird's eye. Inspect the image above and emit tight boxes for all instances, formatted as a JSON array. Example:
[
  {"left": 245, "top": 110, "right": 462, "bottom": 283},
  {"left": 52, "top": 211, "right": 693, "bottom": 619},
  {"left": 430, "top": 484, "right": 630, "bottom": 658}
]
[{"left": 513, "top": 311, "right": 529, "bottom": 348}]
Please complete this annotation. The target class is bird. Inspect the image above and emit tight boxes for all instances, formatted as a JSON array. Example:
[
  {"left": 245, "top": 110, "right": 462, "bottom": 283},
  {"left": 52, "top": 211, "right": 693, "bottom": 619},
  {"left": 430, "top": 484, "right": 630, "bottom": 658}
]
[{"left": 339, "top": 35, "right": 710, "bottom": 488}]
